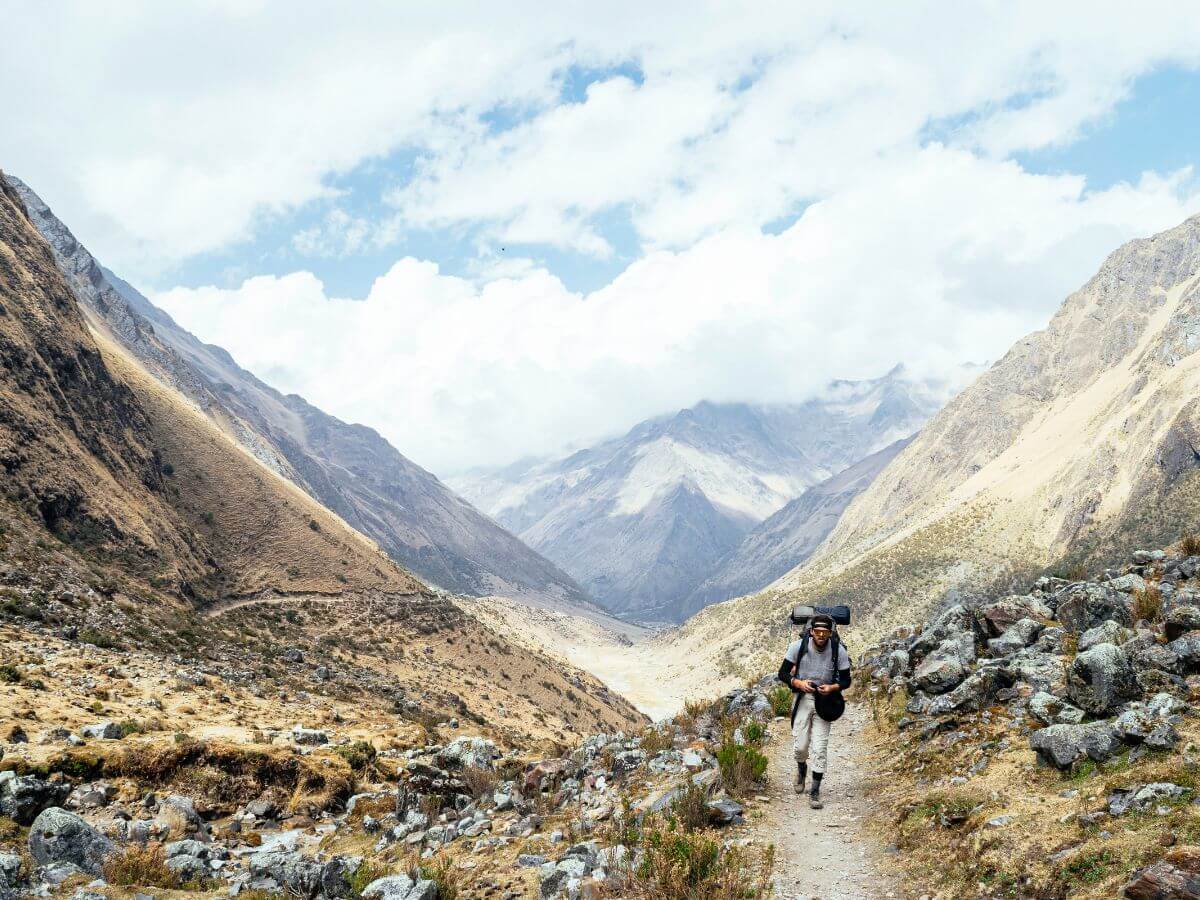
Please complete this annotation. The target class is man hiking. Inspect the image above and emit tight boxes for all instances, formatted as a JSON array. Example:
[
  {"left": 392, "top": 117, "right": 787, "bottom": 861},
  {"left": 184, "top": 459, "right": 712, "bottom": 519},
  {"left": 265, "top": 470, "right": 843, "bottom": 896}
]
[{"left": 778, "top": 613, "right": 852, "bottom": 809}]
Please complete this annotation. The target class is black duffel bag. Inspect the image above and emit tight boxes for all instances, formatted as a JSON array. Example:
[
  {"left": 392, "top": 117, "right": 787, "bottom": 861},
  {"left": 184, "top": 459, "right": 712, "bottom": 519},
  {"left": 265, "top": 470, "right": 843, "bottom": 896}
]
[{"left": 789, "top": 604, "right": 851, "bottom": 626}]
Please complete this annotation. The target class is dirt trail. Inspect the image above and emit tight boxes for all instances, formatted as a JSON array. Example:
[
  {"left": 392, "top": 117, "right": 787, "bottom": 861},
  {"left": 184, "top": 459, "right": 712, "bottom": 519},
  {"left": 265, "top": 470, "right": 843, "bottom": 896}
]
[{"left": 748, "top": 703, "right": 904, "bottom": 900}]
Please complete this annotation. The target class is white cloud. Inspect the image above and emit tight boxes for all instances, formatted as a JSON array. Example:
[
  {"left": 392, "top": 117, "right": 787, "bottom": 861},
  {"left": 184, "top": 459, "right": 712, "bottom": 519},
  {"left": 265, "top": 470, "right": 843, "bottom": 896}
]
[
  {"left": 155, "top": 149, "right": 1200, "bottom": 472},
  {"left": 8, "top": 3, "right": 1200, "bottom": 472}
]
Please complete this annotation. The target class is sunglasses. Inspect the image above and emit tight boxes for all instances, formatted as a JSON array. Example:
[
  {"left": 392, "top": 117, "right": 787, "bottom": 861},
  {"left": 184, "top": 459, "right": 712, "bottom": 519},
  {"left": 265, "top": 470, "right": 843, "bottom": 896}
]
[{"left": 810, "top": 625, "right": 832, "bottom": 633}]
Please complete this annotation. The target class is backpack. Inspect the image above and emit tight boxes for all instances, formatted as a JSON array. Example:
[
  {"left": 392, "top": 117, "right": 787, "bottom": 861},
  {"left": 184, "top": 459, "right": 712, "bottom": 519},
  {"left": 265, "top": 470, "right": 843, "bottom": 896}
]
[{"left": 787, "top": 621, "right": 850, "bottom": 723}]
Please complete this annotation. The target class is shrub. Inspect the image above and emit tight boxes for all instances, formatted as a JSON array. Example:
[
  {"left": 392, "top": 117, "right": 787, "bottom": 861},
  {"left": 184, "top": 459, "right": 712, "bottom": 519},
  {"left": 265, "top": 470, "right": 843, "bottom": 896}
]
[
  {"left": 1183, "top": 534, "right": 1200, "bottom": 557},
  {"left": 715, "top": 739, "right": 768, "bottom": 796},
  {"left": 630, "top": 819, "right": 774, "bottom": 899},
  {"left": 102, "top": 843, "right": 180, "bottom": 888},
  {"left": 767, "top": 685, "right": 792, "bottom": 717},
  {"left": 0, "top": 665, "right": 20, "bottom": 684},
  {"left": 419, "top": 856, "right": 461, "bottom": 900},
  {"left": 669, "top": 781, "right": 710, "bottom": 833},
  {"left": 1133, "top": 585, "right": 1163, "bottom": 623}
]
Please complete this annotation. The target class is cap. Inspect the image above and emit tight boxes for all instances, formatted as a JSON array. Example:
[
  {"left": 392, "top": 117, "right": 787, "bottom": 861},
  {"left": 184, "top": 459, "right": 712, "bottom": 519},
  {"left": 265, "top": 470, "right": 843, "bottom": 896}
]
[{"left": 810, "top": 613, "right": 834, "bottom": 630}]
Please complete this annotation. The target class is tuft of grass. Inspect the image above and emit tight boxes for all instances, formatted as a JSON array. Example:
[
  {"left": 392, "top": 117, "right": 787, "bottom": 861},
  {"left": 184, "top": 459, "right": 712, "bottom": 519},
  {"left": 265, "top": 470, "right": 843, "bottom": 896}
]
[
  {"left": 1061, "top": 849, "right": 1118, "bottom": 885},
  {"left": 419, "top": 855, "right": 461, "bottom": 900},
  {"left": 0, "top": 665, "right": 20, "bottom": 684},
  {"left": 102, "top": 843, "right": 180, "bottom": 888},
  {"left": 1182, "top": 534, "right": 1200, "bottom": 557},
  {"left": 332, "top": 740, "right": 376, "bottom": 771},
  {"left": 1133, "top": 585, "right": 1163, "bottom": 623},
  {"left": 461, "top": 764, "right": 497, "bottom": 800},
  {"left": 639, "top": 725, "right": 674, "bottom": 755}
]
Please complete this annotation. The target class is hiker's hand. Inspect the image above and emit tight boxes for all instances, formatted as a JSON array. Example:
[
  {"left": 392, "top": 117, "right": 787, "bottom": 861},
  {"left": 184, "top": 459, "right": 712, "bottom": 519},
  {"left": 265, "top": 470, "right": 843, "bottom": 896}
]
[
  {"left": 792, "top": 678, "right": 815, "bottom": 693},
  {"left": 817, "top": 683, "right": 840, "bottom": 695}
]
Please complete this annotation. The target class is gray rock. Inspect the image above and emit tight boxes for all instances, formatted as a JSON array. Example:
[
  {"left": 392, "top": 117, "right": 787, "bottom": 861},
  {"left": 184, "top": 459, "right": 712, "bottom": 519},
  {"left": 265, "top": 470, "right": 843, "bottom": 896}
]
[
  {"left": 1078, "top": 620, "right": 1134, "bottom": 652},
  {"left": 1030, "top": 722, "right": 1121, "bottom": 768},
  {"left": 1129, "top": 643, "right": 1182, "bottom": 675},
  {"left": 885, "top": 649, "right": 909, "bottom": 678},
  {"left": 440, "top": 736, "right": 496, "bottom": 770},
  {"left": 985, "top": 815, "right": 1014, "bottom": 828},
  {"left": 0, "top": 772, "right": 70, "bottom": 825},
  {"left": 1146, "top": 723, "right": 1180, "bottom": 750},
  {"left": 0, "top": 851, "right": 20, "bottom": 891},
  {"left": 1165, "top": 606, "right": 1200, "bottom": 641},
  {"left": 979, "top": 595, "right": 1052, "bottom": 636},
  {"left": 1055, "top": 583, "right": 1131, "bottom": 633},
  {"left": 910, "top": 605, "right": 982, "bottom": 660},
  {"left": 28, "top": 808, "right": 114, "bottom": 876},
  {"left": 705, "top": 798, "right": 745, "bottom": 825},
  {"left": 1028, "top": 691, "right": 1086, "bottom": 726},
  {"left": 927, "top": 670, "right": 1001, "bottom": 716},
  {"left": 987, "top": 618, "right": 1042, "bottom": 657},
  {"left": 1108, "top": 782, "right": 1186, "bottom": 816},
  {"left": 79, "top": 722, "right": 121, "bottom": 740},
  {"left": 291, "top": 726, "right": 328, "bottom": 746},
  {"left": 998, "top": 648, "right": 1067, "bottom": 694},
  {"left": 406, "top": 882, "right": 437, "bottom": 900},
  {"left": 911, "top": 641, "right": 968, "bottom": 695},
  {"left": 360, "top": 874, "right": 414, "bottom": 899},
  {"left": 1067, "top": 643, "right": 1137, "bottom": 715},
  {"left": 1108, "top": 573, "right": 1148, "bottom": 594},
  {"left": 518, "top": 854, "right": 548, "bottom": 867},
  {"left": 1167, "top": 633, "right": 1200, "bottom": 670}
]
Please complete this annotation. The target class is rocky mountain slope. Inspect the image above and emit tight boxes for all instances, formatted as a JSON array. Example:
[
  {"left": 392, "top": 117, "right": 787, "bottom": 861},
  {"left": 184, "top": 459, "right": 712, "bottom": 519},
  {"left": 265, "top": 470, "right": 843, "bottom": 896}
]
[
  {"left": 0, "top": 169, "right": 643, "bottom": 750},
  {"left": 654, "top": 211, "right": 1200, "bottom": 683},
  {"left": 453, "top": 370, "right": 949, "bottom": 622},
  {"left": 684, "top": 436, "right": 912, "bottom": 615},
  {"left": 6, "top": 174, "right": 593, "bottom": 614},
  {"left": 858, "top": 540, "right": 1200, "bottom": 897}
]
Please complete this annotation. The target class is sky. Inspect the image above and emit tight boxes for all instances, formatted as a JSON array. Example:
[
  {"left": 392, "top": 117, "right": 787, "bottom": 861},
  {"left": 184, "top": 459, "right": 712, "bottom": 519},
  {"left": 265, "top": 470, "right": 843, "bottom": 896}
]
[{"left": 5, "top": 3, "right": 1200, "bottom": 475}]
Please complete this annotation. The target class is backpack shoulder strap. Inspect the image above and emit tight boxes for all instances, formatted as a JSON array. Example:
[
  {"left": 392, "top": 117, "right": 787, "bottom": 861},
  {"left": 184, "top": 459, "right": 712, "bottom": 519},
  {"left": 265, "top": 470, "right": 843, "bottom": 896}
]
[{"left": 790, "top": 632, "right": 810, "bottom": 675}]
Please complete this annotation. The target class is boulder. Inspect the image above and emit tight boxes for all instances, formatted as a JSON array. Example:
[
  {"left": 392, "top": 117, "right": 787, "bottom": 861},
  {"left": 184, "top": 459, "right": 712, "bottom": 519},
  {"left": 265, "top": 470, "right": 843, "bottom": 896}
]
[
  {"left": 1169, "top": 634, "right": 1200, "bottom": 670},
  {"left": 1030, "top": 722, "right": 1121, "bottom": 768},
  {"left": 155, "top": 794, "right": 203, "bottom": 840},
  {"left": 998, "top": 648, "right": 1067, "bottom": 694},
  {"left": 28, "top": 808, "right": 114, "bottom": 875},
  {"left": 1167, "top": 607, "right": 1200, "bottom": 641},
  {"left": 1028, "top": 692, "right": 1086, "bottom": 726},
  {"left": 0, "top": 772, "right": 69, "bottom": 825},
  {"left": 361, "top": 875, "right": 415, "bottom": 899},
  {"left": 1078, "top": 620, "right": 1134, "bottom": 652},
  {"left": 979, "top": 595, "right": 1052, "bottom": 636},
  {"left": 1108, "top": 782, "right": 1187, "bottom": 816},
  {"left": 927, "top": 670, "right": 1002, "bottom": 716},
  {"left": 80, "top": 722, "right": 121, "bottom": 740},
  {"left": 1130, "top": 643, "right": 1183, "bottom": 676},
  {"left": 1123, "top": 852, "right": 1200, "bottom": 900},
  {"left": 910, "top": 605, "right": 982, "bottom": 660},
  {"left": 291, "top": 726, "right": 328, "bottom": 746},
  {"left": 1055, "top": 583, "right": 1131, "bottom": 632},
  {"left": 1067, "top": 643, "right": 1137, "bottom": 716},
  {"left": 987, "top": 618, "right": 1042, "bottom": 657},
  {"left": 0, "top": 850, "right": 19, "bottom": 891},
  {"left": 885, "top": 649, "right": 910, "bottom": 678},
  {"left": 911, "top": 642, "right": 968, "bottom": 695},
  {"left": 1109, "top": 573, "right": 1148, "bottom": 594},
  {"left": 705, "top": 798, "right": 745, "bottom": 825}
]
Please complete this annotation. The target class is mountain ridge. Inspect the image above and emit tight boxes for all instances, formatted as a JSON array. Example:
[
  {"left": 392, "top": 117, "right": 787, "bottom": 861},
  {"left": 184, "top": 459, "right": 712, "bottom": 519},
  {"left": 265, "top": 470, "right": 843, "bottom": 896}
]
[{"left": 6, "top": 174, "right": 595, "bottom": 612}]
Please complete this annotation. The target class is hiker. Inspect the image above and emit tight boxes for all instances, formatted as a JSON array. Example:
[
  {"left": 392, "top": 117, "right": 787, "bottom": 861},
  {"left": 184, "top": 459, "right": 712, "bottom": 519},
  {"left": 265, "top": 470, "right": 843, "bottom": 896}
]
[{"left": 778, "top": 612, "right": 852, "bottom": 809}]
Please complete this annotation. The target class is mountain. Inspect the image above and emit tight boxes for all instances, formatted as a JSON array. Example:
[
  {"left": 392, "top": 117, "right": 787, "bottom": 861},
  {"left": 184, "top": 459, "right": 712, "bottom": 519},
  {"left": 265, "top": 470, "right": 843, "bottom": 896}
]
[
  {"left": 655, "top": 210, "right": 1200, "bottom": 684},
  {"left": 682, "top": 436, "right": 912, "bottom": 616},
  {"left": 6, "top": 175, "right": 593, "bottom": 612},
  {"left": 452, "top": 370, "right": 952, "bottom": 622}
]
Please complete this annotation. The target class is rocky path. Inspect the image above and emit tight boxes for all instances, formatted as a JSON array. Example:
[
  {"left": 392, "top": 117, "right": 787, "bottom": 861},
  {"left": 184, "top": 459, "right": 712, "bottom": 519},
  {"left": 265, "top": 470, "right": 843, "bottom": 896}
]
[{"left": 748, "top": 703, "right": 903, "bottom": 900}]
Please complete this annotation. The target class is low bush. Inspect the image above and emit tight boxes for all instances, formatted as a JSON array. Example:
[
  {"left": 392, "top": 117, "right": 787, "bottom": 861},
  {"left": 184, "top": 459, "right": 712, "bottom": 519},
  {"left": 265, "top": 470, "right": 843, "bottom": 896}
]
[
  {"left": 669, "top": 781, "right": 710, "bottom": 833},
  {"left": 640, "top": 725, "right": 675, "bottom": 755},
  {"left": 1183, "top": 534, "right": 1200, "bottom": 557},
  {"left": 332, "top": 740, "right": 376, "bottom": 771},
  {"left": 767, "top": 685, "right": 792, "bottom": 717},
  {"left": 629, "top": 818, "right": 774, "bottom": 899},
  {"left": 461, "top": 764, "right": 497, "bottom": 800},
  {"left": 715, "top": 739, "right": 768, "bottom": 796}
]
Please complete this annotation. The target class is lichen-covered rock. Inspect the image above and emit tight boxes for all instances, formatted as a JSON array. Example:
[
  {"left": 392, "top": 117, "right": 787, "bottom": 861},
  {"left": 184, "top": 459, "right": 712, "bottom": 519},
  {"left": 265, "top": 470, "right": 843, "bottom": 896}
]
[
  {"left": 910, "top": 605, "right": 982, "bottom": 660},
  {"left": 979, "top": 595, "right": 1052, "bottom": 636},
  {"left": 998, "top": 648, "right": 1067, "bottom": 694},
  {"left": 1067, "top": 643, "right": 1137, "bottom": 715},
  {"left": 1028, "top": 691, "right": 1085, "bottom": 726},
  {"left": 1108, "top": 573, "right": 1148, "bottom": 594},
  {"left": 927, "top": 670, "right": 1002, "bottom": 716},
  {"left": 1166, "top": 606, "right": 1200, "bottom": 641},
  {"left": 987, "top": 618, "right": 1043, "bottom": 657},
  {"left": 1078, "top": 620, "right": 1135, "bottom": 652},
  {"left": 911, "top": 643, "right": 968, "bottom": 695},
  {"left": 1030, "top": 721, "right": 1121, "bottom": 768},
  {"left": 0, "top": 772, "right": 70, "bottom": 825},
  {"left": 1055, "top": 583, "right": 1131, "bottom": 633},
  {"left": 28, "top": 807, "right": 114, "bottom": 875}
]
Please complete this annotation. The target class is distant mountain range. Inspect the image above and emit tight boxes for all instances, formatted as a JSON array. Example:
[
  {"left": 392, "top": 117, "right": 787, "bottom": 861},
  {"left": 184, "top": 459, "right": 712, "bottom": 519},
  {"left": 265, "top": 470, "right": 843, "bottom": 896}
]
[
  {"left": 452, "top": 368, "right": 969, "bottom": 622},
  {"left": 7, "top": 175, "right": 594, "bottom": 612}
]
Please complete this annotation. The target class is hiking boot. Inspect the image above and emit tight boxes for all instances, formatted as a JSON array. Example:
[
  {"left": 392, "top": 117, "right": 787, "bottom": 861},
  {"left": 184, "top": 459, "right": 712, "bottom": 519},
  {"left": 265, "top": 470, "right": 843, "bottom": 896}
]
[
  {"left": 794, "top": 763, "right": 806, "bottom": 794},
  {"left": 808, "top": 789, "right": 823, "bottom": 810}
]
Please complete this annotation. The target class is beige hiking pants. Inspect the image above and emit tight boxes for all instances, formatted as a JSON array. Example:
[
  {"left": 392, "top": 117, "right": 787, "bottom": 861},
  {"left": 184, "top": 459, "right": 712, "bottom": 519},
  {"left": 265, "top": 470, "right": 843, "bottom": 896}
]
[{"left": 791, "top": 693, "right": 832, "bottom": 773}]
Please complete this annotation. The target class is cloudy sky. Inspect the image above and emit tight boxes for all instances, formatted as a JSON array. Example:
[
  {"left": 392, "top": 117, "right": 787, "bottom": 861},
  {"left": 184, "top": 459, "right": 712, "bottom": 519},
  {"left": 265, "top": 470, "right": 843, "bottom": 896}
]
[{"left": 5, "top": 2, "right": 1200, "bottom": 474}]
